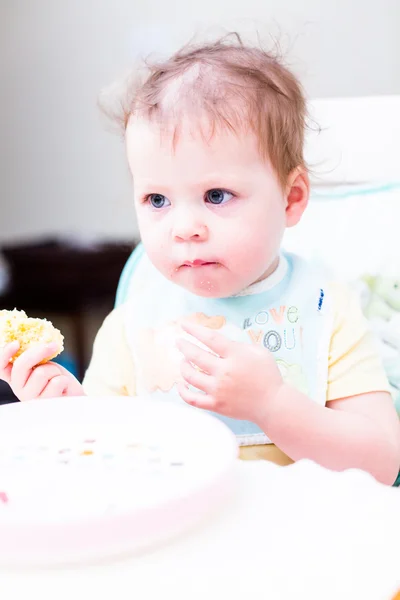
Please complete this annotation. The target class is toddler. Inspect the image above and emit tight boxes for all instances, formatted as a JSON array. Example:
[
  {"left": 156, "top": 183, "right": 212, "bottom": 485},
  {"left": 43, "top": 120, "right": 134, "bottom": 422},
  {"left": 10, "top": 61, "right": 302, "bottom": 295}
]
[{"left": 1, "top": 36, "right": 399, "bottom": 484}]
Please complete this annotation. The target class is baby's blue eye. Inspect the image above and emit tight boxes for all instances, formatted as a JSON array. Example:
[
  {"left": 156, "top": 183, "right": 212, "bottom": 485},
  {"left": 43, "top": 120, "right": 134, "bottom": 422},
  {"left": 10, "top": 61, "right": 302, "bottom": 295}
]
[
  {"left": 148, "top": 194, "right": 170, "bottom": 209},
  {"left": 206, "top": 189, "right": 233, "bottom": 205}
]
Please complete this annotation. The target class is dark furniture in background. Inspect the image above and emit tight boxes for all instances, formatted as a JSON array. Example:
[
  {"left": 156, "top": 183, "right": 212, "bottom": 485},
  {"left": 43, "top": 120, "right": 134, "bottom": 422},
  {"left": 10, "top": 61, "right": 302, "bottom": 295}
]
[{"left": 0, "top": 239, "right": 135, "bottom": 401}]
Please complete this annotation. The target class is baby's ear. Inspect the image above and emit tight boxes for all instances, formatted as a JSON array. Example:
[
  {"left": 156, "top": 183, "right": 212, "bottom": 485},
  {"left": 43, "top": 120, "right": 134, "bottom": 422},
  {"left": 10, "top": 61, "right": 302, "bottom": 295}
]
[{"left": 285, "top": 167, "right": 310, "bottom": 228}]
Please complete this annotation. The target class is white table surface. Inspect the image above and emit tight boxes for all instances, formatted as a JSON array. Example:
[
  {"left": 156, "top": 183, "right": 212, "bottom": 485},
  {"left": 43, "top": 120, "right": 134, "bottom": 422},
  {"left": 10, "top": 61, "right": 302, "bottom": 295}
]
[{"left": 1, "top": 459, "right": 400, "bottom": 600}]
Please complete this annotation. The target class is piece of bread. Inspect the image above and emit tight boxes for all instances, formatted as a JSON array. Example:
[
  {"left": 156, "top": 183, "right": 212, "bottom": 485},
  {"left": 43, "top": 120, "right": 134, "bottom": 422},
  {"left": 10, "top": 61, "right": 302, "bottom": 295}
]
[{"left": 0, "top": 309, "right": 64, "bottom": 363}]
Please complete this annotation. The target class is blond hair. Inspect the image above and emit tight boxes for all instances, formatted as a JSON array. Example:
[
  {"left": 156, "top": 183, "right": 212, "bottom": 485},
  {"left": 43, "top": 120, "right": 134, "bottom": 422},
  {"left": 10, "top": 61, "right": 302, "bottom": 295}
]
[{"left": 105, "top": 34, "right": 307, "bottom": 186}]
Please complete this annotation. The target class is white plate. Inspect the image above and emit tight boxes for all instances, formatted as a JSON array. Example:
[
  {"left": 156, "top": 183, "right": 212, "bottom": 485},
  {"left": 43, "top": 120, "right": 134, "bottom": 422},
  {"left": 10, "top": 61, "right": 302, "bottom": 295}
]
[{"left": 0, "top": 396, "right": 237, "bottom": 566}]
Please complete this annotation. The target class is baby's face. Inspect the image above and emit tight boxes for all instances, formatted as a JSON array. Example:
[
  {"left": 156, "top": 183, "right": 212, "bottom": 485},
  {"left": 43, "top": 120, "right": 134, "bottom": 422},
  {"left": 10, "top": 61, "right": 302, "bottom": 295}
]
[{"left": 127, "top": 117, "right": 290, "bottom": 297}]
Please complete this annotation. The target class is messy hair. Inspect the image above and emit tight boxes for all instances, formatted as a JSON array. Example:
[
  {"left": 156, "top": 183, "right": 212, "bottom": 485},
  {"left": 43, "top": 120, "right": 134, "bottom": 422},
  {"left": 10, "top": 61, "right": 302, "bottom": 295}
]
[{"left": 102, "top": 33, "right": 307, "bottom": 186}]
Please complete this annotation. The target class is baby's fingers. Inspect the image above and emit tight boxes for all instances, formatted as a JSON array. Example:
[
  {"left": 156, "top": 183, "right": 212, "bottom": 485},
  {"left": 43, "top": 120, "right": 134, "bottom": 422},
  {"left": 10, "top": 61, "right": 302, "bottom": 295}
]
[
  {"left": 11, "top": 343, "right": 59, "bottom": 390},
  {"left": 39, "top": 375, "right": 70, "bottom": 399},
  {"left": 0, "top": 342, "right": 20, "bottom": 383},
  {"left": 177, "top": 381, "right": 215, "bottom": 411},
  {"left": 17, "top": 362, "right": 62, "bottom": 401}
]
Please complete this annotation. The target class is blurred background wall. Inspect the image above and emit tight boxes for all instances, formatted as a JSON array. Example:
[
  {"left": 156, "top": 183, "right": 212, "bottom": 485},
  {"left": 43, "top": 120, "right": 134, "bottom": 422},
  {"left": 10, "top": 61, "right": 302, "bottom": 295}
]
[{"left": 1, "top": 0, "right": 399, "bottom": 245}]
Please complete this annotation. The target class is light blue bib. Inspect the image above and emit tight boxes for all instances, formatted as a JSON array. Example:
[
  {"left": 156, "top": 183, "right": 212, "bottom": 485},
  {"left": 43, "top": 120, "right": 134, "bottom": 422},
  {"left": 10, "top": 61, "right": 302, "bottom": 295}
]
[{"left": 123, "top": 252, "right": 333, "bottom": 445}]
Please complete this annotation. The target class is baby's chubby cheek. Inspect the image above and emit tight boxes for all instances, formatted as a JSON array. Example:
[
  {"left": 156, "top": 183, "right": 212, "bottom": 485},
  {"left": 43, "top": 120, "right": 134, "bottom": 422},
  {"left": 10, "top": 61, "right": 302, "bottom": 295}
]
[
  {"left": 140, "top": 236, "right": 175, "bottom": 277},
  {"left": 223, "top": 244, "right": 267, "bottom": 287},
  {"left": 222, "top": 223, "right": 266, "bottom": 262}
]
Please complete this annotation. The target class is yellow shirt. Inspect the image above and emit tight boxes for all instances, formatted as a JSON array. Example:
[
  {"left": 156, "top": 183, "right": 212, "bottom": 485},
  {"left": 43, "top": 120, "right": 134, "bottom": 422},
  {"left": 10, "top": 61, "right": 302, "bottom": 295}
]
[{"left": 83, "top": 283, "right": 389, "bottom": 465}]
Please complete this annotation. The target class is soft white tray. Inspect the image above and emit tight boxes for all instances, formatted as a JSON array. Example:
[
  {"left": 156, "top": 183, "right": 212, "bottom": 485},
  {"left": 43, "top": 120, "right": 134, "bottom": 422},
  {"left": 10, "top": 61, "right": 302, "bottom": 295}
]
[{"left": 2, "top": 460, "right": 400, "bottom": 600}]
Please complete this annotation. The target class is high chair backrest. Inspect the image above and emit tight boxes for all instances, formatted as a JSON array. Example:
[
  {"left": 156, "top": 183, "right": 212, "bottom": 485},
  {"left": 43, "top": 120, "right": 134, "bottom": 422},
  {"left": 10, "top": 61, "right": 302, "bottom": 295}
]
[{"left": 115, "top": 242, "right": 145, "bottom": 308}]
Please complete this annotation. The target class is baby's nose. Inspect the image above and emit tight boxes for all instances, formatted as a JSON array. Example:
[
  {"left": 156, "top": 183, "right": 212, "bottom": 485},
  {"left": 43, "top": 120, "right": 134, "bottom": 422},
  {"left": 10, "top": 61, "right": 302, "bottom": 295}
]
[{"left": 173, "top": 216, "right": 208, "bottom": 242}]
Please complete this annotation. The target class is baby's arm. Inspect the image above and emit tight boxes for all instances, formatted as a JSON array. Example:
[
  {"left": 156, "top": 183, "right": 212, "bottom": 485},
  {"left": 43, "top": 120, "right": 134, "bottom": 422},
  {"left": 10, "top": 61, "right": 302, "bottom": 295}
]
[
  {"left": 258, "top": 387, "right": 400, "bottom": 485},
  {"left": 0, "top": 342, "right": 84, "bottom": 400},
  {"left": 82, "top": 306, "right": 135, "bottom": 397},
  {"left": 253, "top": 284, "right": 400, "bottom": 484},
  {"left": 0, "top": 307, "right": 134, "bottom": 401},
  {"left": 178, "top": 285, "right": 400, "bottom": 485},
  {"left": 0, "top": 310, "right": 83, "bottom": 400}
]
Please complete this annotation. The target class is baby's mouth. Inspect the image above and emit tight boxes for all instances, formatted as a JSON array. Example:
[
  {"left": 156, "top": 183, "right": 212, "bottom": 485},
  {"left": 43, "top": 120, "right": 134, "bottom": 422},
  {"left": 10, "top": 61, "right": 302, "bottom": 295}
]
[{"left": 182, "top": 260, "right": 219, "bottom": 268}]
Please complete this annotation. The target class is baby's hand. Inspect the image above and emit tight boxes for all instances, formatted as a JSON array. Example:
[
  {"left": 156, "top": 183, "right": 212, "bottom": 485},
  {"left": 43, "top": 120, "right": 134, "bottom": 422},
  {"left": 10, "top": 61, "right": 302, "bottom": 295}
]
[
  {"left": 176, "top": 321, "right": 283, "bottom": 423},
  {"left": 0, "top": 342, "right": 84, "bottom": 401}
]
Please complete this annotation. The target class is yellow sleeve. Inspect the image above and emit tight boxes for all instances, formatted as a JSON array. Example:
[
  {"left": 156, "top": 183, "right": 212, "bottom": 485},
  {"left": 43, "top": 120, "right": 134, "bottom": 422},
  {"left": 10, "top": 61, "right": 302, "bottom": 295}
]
[
  {"left": 326, "top": 283, "right": 390, "bottom": 401},
  {"left": 82, "top": 306, "right": 136, "bottom": 397}
]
